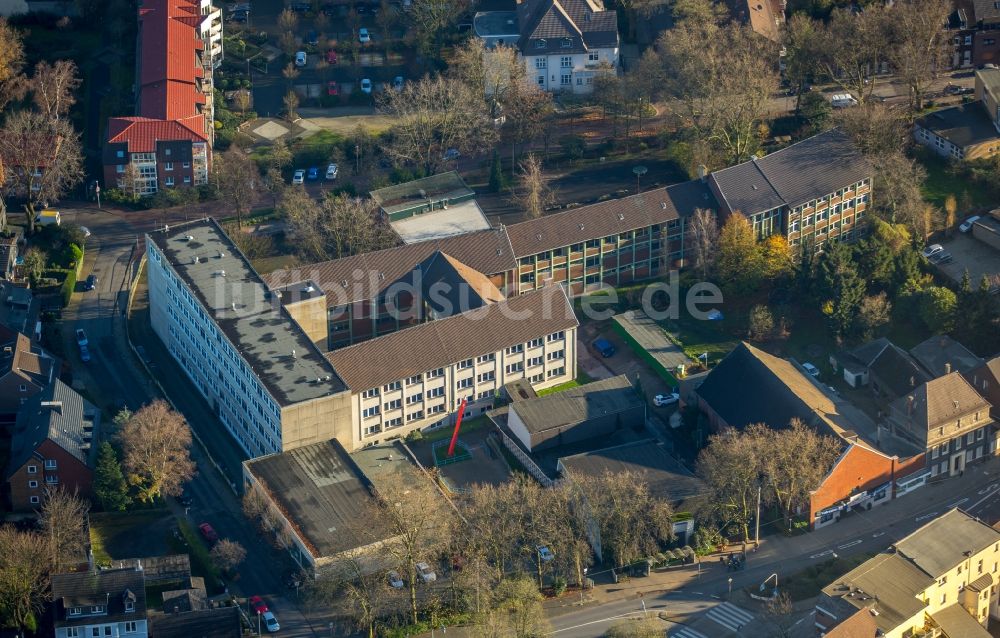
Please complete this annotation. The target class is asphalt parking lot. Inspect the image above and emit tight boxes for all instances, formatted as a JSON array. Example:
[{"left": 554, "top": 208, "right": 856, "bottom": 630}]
[{"left": 935, "top": 232, "right": 1000, "bottom": 290}]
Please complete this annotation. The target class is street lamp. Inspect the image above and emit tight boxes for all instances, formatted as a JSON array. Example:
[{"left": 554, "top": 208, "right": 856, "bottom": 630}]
[
  {"left": 580, "top": 567, "right": 588, "bottom": 605},
  {"left": 728, "top": 577, "right": 733, "bottom": 594},
  {"left": 633, "top": 165, "right": 647, "bottom": 194},
  {"left": 257, "top": 609, "right": 261, "bottom": 637}
]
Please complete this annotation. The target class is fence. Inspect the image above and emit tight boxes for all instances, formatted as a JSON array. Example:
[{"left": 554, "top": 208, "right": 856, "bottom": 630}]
[{"left": 611, "top": 310, "right": 679, "bottom": 386}]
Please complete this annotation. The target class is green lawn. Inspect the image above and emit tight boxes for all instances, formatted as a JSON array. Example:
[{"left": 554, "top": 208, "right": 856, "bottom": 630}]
[
  {"left": 537, "top": 370, "right": 594, "bottom": 397},
  {"left": 90, "top": 510, "right": 171, "bottom": 565},
  {"left": 661, "top": 314, "right": 740, "bottom": 369},
  {"left": 419, "top": 416, "right": 489, "bottom": 443},
  {"left": 916, "top": 151, "right": 994, "bottom": 210},
  {"left": 171, "top": 520, "right": 223, "bottom": 593}
]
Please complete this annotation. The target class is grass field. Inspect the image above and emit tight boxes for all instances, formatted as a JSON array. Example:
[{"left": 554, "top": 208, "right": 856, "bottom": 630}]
[
  {"left": 917, "top": 151, "right": 994, "bottom": 210},
  {"left": 661, "top": 314, "right": 740, "bottom": 369},
  {"left": 420, "top": 416, "right": 489, "bottom": 443},
  {"left": 537, "top": 370, "right": 595, "bottom": 397},
  {"left": 90, "top": 509, "right": 171, "bottom": 565}
]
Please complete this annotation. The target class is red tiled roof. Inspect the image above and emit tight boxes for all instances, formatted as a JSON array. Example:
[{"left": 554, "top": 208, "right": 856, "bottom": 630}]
[
  {"left": 107, "top": 117, "right": 207, "bottom": 153},
  {"left": 137, "top": 0, "right": 206, "bottom": 121}
]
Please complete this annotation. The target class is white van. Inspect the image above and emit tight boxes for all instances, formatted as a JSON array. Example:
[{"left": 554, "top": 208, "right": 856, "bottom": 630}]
[
  {"left": 830, "top": 93, "right": 858, "bottom": 108},
  {"left": 36, "top": 209, "right": 61, "bottom": 226}
]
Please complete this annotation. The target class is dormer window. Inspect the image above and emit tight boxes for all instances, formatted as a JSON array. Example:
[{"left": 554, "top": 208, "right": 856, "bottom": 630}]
[
  {"left": 535, "top": 39, "right": 546, "bottom": 49},
  {"left": 561, "top": 38, "right": 572, "bottom": 48},
  {"left": 91, "top": 605, "right": 105, "bottom": 614},
  {"left": 125, "top": 601, "right": 135, "bottom": 612},
  {"left": 69, "top": 607, "right": 82, "bottom": 616}
]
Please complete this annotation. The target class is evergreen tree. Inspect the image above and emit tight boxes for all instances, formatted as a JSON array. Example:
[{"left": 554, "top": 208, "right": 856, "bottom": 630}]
[
  {"left": 93, "top": 442, "right": 131, "bottom": 512},
  {"left": 489, "top": 149, "right": 504, "bottom": 193},
  {"left": 960, "top": 268, "right": 972, "bottom": 294}
]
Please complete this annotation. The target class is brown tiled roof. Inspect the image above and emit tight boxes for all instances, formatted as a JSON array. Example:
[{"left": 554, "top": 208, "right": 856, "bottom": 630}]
[
  {"left": 823, "top": 607, "right": 879, "bottom": 638},
  {"left": 326, "top": 285, "right": 578, "bottom": 391},
  {"left": 506, "top": 179, "right": 714, "bottom": 256},
  {"left": 264, "top": 229, "right": 515, "bottom": 308},
  {"left": 516, "top": 0, "right": 618, "bottom": 54},
  {"left": 893, "top": 372, "right": 992, "bottom": 431}
]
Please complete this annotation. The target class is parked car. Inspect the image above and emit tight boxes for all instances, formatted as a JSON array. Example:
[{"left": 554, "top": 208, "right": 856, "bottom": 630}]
[
  {"left": 388, "top": 570, "right": 404, "bottom": 589},
  {"left": 75, "top": 329, "right": 88, "bottom": 347},
  {"left": 177, "top": 489, "right": 193, "bottom": 507},
  {"left": 284, "top": 571, "right": 303, "bottom": 590},
  {"left": 960, "top": 215, "right": 981, "bottom": 232},
  {"left": 360, "top": 78, "right": 372, "bottom": 94},
  {"left": 198, "top": 522, "right": 219, "bottom": 544},
  {"left": 359, "top": 27, "right": 370, "bottom": 43},
  {"left": 327, "top": 80, "right": 339, "bottom": 96},
  {"left": 292, "top": 169, "right": 305, "bottom": 185},
  {"left": 830, "top": 93, "right": 858, "bottom": 108},
  {"left": 306, "top": 30, "right": 318, "bottom": 46},
  {"left": 416, "top": 562, "right": 437, "bottom": 583},
  {"left": 79, "top": 344, "right": 91, "bottom": 363},
  {"left": 326, "top": 49, "right": 338, "bottom": 64},
  {"left": 307, "top": 167, "right": 319, "bottom": 181},
  {"left": 921, "top": 243, "right": 944, "bottom": 258},
  {"left": 536, "top": 545, "right": 554, "bottom": 562},
  {"left": 801, "top": 362, "right": 820, "bottom": 378},
  {"left": 393, "top": 76, "right": 404, "bottom": 91},
  {"left": 654, "top": 393, "right": 680, "bottom": 407},
  {"left": 294, "top": 51, "right": 307, "bottom": 67},
  {"left": 249, "top": 595, "right": 269, "bottom": 614},
  {"left": 592, "top": 337, "right": 615, "bottom": 357},
  {"left": 85, "top": 275, "right": 98, "bottom": 291},
  {"left": 291, "top": 1, "right": 311, "bottom": 10},
  {"left": 325, "top": 164, "right": 338, "bottom": 179},
  {"left": 929, "top": 251, "right": 953, "bottom": 264},
  {"left": 262, "top": 611, "right": 280, "bottom": 633},
  {"left": 80, "top": 226, "right": 91, "bottom": 238},
  {"left": 443, "top": 148, "right": 460, "bottom": 160}
]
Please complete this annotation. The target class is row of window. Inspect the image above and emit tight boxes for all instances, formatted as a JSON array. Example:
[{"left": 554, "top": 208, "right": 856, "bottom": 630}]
[
  {"left": 64, "top": 623, "right": 139, "bottom": 637},
  {"left": 789, "top": 180, "right": 871, "bottom": 216}
]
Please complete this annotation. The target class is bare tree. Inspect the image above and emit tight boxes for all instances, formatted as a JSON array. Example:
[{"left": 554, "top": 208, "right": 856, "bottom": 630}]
[
  {"left": 504, "top": 82, "right": 553, "bottom": 162},
  {"left": 116, "top": 162, "right": 141, "bottom": 199},
  {"left": 817, "top": 7, "right": 891, "bottom": 105},
  {"left": 513, "top": 154, "right": 554, "bottom": 220},
  {"left": 212, "top": 147, "right": 258, "bottom": 228},
  {"left": 31, "top": 60, "right": 81, "bottom": 122},
  {"left": 0, "top": 18, "right": 27, "bottom": 112},
  {"left": 38, "top": 488, "right": 89, "bottom": 573},
  {"left": 320, "top": 557, "right": 401, "bottom": 638},
  {"left": 782, "top": 15, "right": 824, "bottom": 109},
  {"left": 0, "top": 111, "right": 84, "bottom": 234},
  {"left": 232, "top": 89, "right": 252, "bottom": 115},
  {"left": 574, "top": 471, "right": 674, "bottom": 569},
  {"left": 0, "top": 525, "right": 49, "bottom": 631},
  {"left": 283, "top": 90, "right": 300, "bottom": 121},
  {"left": 456, "top": 481, "right": 531, "bottom": 586},
  {"left": 887, "top": 0, "right": 953, "bottom": 112},
  {"left": 449, "top": 40, "right": 524, "bottom": 123},
  {"left": 764, "top": 591, "right": 797, "bottom": 638},
  {"left": 210, "top": 539, "right": 247, "bottom": 574},
  {"left": 688, "top": 208, "right": 718, "bottom": 279},
  {"left": 761, "top": 420, "right": 840, "bottom": 524},
  {"left": 869, "top": 151, "right": 928, "bottom": 231},
  {"left": 477, "top": 576, "right": 550, "bottom": 638},
  {"left": 283, "top": 190, "right": 395, "bottom": 262},
  {"left": 277, "top": 8, "right": 299, "bottom": 32},
  {"left": 834, "top": 102, "right": 909, "bottom": 158},
  {"left": 359, "top": 471, "right": 451, "bottom": 624},
  {"left": 410, "top": 0, "right": 468, "bottom": 58},
  {"left": 282, "top": 62, "right": 301, "bottom": 86},
  {"left": 697, "top": 426, "right": 765, "bottom": 542},
  {"left": 656, "top": 2, "right": 779, "bottom": 163},
  {"left": 118, "top": 400, "right": 196, "bottom": 503},
  {"left": 377, "top": 75, "right": 497, "bottom": 175}
]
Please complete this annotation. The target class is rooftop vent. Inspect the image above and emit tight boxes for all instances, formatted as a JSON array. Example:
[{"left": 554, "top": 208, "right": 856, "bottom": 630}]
[
  {"left": 164, "top": 224, "right": 170, "bottom": 232},
  {"left": 536, "top": 233, "right": 542, "bottom": 241},
  {"left": 378, "top": 272, "right": 385, "bottom": 280},
  {"left": 661, "top": 202, "right": 667, "bottom": 209},
  {"left": 292, "top": 349, "right": 297, "bottom": 359},
  {"left": 184, "top": 235, "right": 194, "bottom": 241},
  {"left": 578, "top": 223, "right": 585, "bottom": 230},
  {"left": 215, "top": 270, "right": 226, "bottom": 277},
  {"left": 418, "top": 189, "right": 427, "bottom": 198},
  {"left": 218, "top": 250, "right": 225, "bottom": 258},
  {"left": 752, "top": 184, "right": 759, "bottom": 190},
  {"left": 231, "top": 302, "right": 237, "bottom": 311},
  {"left": 303, "top": 285, "right": 315, "bottom": 293},
  {"left": 496, "top": 248, "right": 502, "bottom": 255},
  {"left": 341, "top": 279, "right": 348, "bottom": 288},
  {"left": 617, "top": 213, "right": 624, "bottom": 221},
  {"left": 193, "top": 256, "right": 200, "bottom": 264}
]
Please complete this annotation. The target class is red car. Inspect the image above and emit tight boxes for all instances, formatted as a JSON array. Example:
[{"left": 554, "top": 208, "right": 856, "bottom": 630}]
[
  {"left": 327, "top": 81, "right": 339, "bottom": 96},
  {"left": 198, "top": 523, "right": 218, "bottom": 544},
  {"left": 326, "top": 49, "right": 337, "bottom": 64},
  {"left": 249, "top": 595, "right": 269, "bottom": 614}
]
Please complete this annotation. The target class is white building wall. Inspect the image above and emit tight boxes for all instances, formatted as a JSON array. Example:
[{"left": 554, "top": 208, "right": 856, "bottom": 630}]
[
  {"left": 146, "top": 241, "right": 284, "bottom": 458},
  {"left": 56, "top": 619, "right": 148, "bottom": 638},
  {"left": 524, "top": 48, "right": 619, "bottom": 94},
  {"left": 352, "top": 326, "right": 577, "bottom": 447}
]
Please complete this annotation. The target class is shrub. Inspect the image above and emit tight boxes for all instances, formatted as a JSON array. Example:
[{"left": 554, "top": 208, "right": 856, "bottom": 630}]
[
  {"left": 405, "top": 429, "right": 423, "bottom": 443},
  {"left": 552, "top": 576, "right": 567, "bottom": 596},
  {"left": 61, "top": 269, "right": 77, "bottom": 307},
  {"left": 559, "top": 134, "right": 586, "bottom": 161}
]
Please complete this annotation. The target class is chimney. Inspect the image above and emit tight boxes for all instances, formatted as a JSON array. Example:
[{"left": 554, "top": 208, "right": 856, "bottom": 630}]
[
  {"left": 907, "top": 395, "right": 915, "bottom": 415},
  {"left": 910, "top": 376, "right": 915, "bottom": 388},
  {"left": 945, "top": 362, "right": 952, "bottom": 375},
  {"left": 697, "top": 165, "right": 708, "bottom": 182},
  {"left": 136, "top": 559, "right": 143, "bottom": 572}
]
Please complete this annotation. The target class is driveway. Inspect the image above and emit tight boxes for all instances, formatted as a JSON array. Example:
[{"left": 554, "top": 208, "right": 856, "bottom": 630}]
[{"left": 935, "top": 232, "right": 1000, "bottom": 290}]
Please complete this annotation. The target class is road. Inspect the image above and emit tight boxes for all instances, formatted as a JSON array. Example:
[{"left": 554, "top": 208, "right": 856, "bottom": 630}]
[
  {"left": 58, "top": 204, "right": 336, "bottom": 638},
  {"left": 545, "top": 459, "right": 1000, "bottom": 637}
]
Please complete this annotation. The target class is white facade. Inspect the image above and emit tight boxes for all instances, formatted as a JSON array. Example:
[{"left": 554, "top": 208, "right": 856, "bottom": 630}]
[
  {"left": 196, "top": 0, "right": 224, "bottom": 70},
  {"left": 146, "top": 239, "right": 287, "bottom": 458},
  {"left": 349, "top": 328, "right": 577, "bottom": 448},
  {"left": 525, "top": 48, "right": 618, "bottom": 94},
  {"left": 57, "top": 619, "right": 148, "bottom": 638}
]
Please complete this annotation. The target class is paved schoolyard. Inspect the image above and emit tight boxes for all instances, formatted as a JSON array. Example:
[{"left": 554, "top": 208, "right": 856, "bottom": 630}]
[{"left": 936, "top": 233, "right": 1000, "bottom": 289}]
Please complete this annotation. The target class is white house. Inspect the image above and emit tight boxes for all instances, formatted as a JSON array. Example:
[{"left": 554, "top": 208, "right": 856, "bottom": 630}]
[{"left": 51, "top": 567, "right": 149, "bottom": 638}]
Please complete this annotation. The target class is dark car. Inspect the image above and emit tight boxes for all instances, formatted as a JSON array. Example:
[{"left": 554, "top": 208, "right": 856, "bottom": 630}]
[
  {"left": 177, "top": 490, "right": 193, "bottom": 507},
  {"left": 307, "top": 167, "right": 319, "bottom": 180},
  {"left": 291, "top": 1, "right": 311, "bottom": 10},
  {"left": 198, "top": 522, "right": 219, "bottom": 544},
  {"left": 306, "top": 30, "right": 318, "bottom": 46},
  {"left": 85, "top": 274, "right": 98, "bottom": 291}
]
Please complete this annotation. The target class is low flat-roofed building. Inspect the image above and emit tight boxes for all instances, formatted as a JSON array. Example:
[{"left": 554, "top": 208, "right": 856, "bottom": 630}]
[
  {"left": 150, "top": 606, "right": 241, "bottom": 638},
  {"left": 242, "top": 439, "right": 429, "bottom": 577},
  {"left": 371, "top": 172, "right": 491, "bottom": 244},
  {"left": 473, "top": 11, "right": 520, "bottom": 47},
  {"left": 817, "top": 509, "right": 1000, "bottom": 637},
  {"left": 146, "top": 219, "right": 354, "bottom": 458},
  {"left": 914, "top": 102, "right": 1000, "bottom": 161},
  {"left": 500, "top": 375, "right": 644, "bottom": 452},
  {"left": 557, "top": 439, "right": 706, "bottom": 505}
]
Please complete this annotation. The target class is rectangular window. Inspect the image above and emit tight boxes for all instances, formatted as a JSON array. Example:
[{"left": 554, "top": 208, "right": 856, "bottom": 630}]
[
  {"left": 105, "top": 627, "right": 112, "bottom": 636},
  {"left": 547, "top": 350, "right": 564, "bottom": 361},
  {"left": 560, "top": 56, "right": 572, "bottom": 68},
  {"left": 477, "top": 371, "right": 495, "bottom": 383},
  {"left": 427, "top": 368, "right": 444, "bottom": 378},
  {"left": 383, "top": 381, "right": 401, "bottom": 392},
  {"left": 427, "top": 387, "right": 445, "bottom": 398},
  {"left": 457, "top": 377, "right": 474, "bottom": 389},
  {"left": 547, "top": 366, "right": 566, "bottom": 378},
  {"left": 125, "top": 622, "right": 137, "bottom": 633},
  {"left": 407, "top": 410, "right": 424, "bottom": 422},
  {"left": 505, "top": 362, "right": 524, "bottom": 374},
  {"left": 183, "top": 175, "right": 191, "bottom": 184},
  {"left": 30, "top": 495, "right": 40, "bottom": 504},
  {"left": 528, "top": 338, "right": 543, "bottom": 348},
  {"left": 28, "top": 480, "right": 37, "bottom": 488},
  {"left": 362, "top": 406, "right": 380, "bottom": 418},
  {"left": 92, "top": 629, "right": 99, "bottom": 637},
  {"left": 535, "top": 58, "right": 546, "bottom": 69},
  {"left": 116, "top": 150, "right": 124, "bottom": 158},
  {"left": 406, "top": 393, "right": 423, "bottom": 404},
  {"left": 589, "top": 52, "right": 599, "bottom": 61},
  {"left": 183, "top": 161, "right": 191, "bottom": 168},
  {"left": 406, "top": 374, "right": 422, "bottom": 385},
  {"left": 383, "top": 399, "right": 401, "bottom": 411},
  {"left": 44, "top": 459, "right": 57, "bottom": 469},
  {"left": 458, "top": 359, "right": 474, "bottom": 370},
  {"left": 528, "top": 356, "right": 543, "bottom": 367},
  {"left": 27, "top": 465, "right": 37, "bottom": 474},
  {"left": 505, "top": 344, "right": 523, "bottom": 355},
  {"left": 165, "top": 162, "right": 173, "bottom": 171},
  {"left": 116, "top": 164, "right": 125, "bottom": 173},
  {"left": 362, "top": 388, "right": 380, "bottom": 399},
  {"left": 477, "top": 353, "right": 496, "bottom": 363},
  {"left": 560, "top": 74, "right": 571, "bottom": 85},
  {"left": 548, "top": 331, "right": 565, "bottom": 342}
]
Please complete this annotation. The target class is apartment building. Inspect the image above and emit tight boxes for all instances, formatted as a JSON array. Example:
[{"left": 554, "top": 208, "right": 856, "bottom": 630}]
[
  {"left": 146, "top": 219, "right": 353, "bottom": 458},
  {"left": 102, "top": 0, "right": 221, "bottom": 195},
  {"left": 914, "top": 67, "right": 1000, "bottom": 161},
  {"left": 949, "top": 0, "right": 1000, "bottom": 68},
  {"left": 817, "top": 509, "right": 1000, "bottom": 638},
  {"left": 326, "top": 285, "right": 578, "bottom": 448},
  {"left": 0, "top": 324, "right": 56, "bottom": 421},
  {"left": 887, "top": 371, "right": 995, "bottom": 478},
  {"left": 51, "top": 567, "right": 149, "bottom": 638},
  {"left": 707, "top": 128, "right": 873, "bottom": 251}
]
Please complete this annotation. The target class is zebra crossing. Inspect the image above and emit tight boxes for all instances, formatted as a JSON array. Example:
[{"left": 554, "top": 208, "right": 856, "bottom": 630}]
[
  {"left": 706, "top": 601, "right": 756, "bottom": 632},
  {"left": 670, "top": 627, "right": 708, "bottom": 638}
]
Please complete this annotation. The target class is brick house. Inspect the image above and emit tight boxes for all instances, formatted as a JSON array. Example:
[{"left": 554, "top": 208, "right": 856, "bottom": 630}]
[
  {"left": 4, "top": 379, "right": 100, "bottom": 511},
  {"left": 0, "top": 325, "right": 56, "bottom": 423},
  {"left": 102, "top": 0, "right": 220, "bottom": 196}
]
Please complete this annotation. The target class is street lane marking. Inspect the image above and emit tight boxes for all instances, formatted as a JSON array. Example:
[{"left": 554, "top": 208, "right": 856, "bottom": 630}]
[
  {"left": 837, "top": 540, "right": 862, "bottom": 550},
  {"left": 872, "top": 532, "right": 885, "bottom": 538},
  {"left": 978, "top": 483, "right": 999, "bottom": 495},
  {"left": 949, "top": 497, "right": 969, "bottom": 508},
  {"left": 969, "top": 485, "right": 1000, "bottom": 513},
  {"left": 810, "top": 550, "right": 834, "bottom": 559},
  {"left": 915, "top": 511, "right": 939, "bottom": 522}
]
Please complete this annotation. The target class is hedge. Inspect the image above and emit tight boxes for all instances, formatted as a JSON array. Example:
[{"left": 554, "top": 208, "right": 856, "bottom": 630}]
[{"left": 61, "top": 269, "right": 77, "bottom": 307}]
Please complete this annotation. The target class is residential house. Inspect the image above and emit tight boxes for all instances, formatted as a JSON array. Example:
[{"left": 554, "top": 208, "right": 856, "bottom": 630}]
[
  {"left": 4, "top": 379, "right": 99, "bottom": 510},
  {"left": 102, "top": 0, "right": 221, "bottom": 196},
  {"left": 886, "top": 372, "right": 995, "bottom": 478},
  {"left": 832, "top": 337, "right": 930, "bottom": 399},
  {"left": 242, "top": 439, "right": 441, "bottom": 577},
  {"left": 0, "top": 326, "right": 56, "bottom": 422},
  {"left": 949, "top": 0, "right": 978, "bottom": 68},
  {"left": 972, "top": 0, "right": 1000, "bottom": 66},
  {"left": 817, "top": 509, "right": 1000, "bottom": 638},
  {"left": 0, "top": 232, "right": 17, "bottom": 280},
  {"left": 51, "top": 566, "right": 148, "bottom": 638},
  {"left": 515, "top": 0, "right": 619, "bottom": 94},
  {"left": 729, "top": 0, "right": 785, "bottom": 42},
  {"left": 914, "top": 67, "right": 1000, "bottom": 161},
  {"left": 966, "top": 356, "right": 1000, "bottom": 420},
  {"left": 707, "top": 128, "right": 873, "bottom": 251},
  {"left": 910, "top": 335, "right": 983, "bottom": 378}
]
